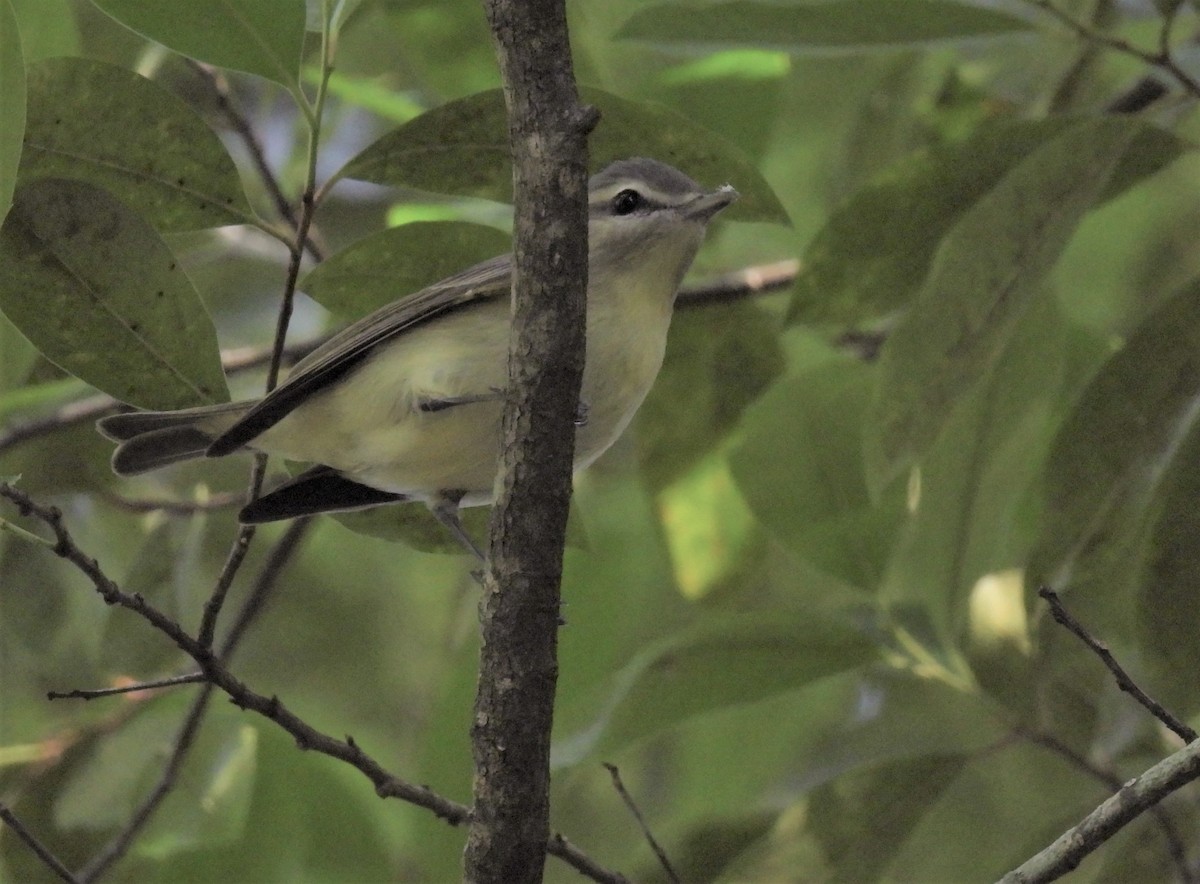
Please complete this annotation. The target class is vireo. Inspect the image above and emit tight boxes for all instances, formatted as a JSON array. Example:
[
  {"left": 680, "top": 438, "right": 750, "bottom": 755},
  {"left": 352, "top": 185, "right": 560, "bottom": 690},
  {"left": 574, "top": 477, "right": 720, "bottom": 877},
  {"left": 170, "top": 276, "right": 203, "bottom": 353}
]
[{"left": 98, "top": 158, "right": 738, "bottom": 556}]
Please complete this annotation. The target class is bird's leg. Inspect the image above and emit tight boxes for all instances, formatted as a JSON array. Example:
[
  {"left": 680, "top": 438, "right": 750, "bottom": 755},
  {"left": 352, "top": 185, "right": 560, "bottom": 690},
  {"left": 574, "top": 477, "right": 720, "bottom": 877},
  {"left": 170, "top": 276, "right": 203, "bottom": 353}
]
[{"left": 428, "top": 491, "right": 486, "bottom": 563}]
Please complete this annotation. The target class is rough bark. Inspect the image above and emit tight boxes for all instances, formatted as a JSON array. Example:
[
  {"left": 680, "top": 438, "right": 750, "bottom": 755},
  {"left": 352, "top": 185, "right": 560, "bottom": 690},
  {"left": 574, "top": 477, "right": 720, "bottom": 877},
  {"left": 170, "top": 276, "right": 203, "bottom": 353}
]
[{"left": 464, "top": 1, "right": 596, "bottom": 882}]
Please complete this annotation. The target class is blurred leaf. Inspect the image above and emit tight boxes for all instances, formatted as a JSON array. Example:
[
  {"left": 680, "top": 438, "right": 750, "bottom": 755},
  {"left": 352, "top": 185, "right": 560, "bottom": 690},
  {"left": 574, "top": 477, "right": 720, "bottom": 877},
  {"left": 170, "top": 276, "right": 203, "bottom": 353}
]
[
  {"left": 0, "top": 0, "right": 22, "bottom": 227},
  {"left": 658, "top": 48, "right": 790, "bottom": 85},
  {"left": 618, "top": 0, "right": 1034, "bottom": 51},
  {"left": 90, "top": 0, "right": 305, "bottom": 87},
  {"left": 789, "top": 116, "right": 1186, "bottom": 325},
  {"left": 865, "top": 119, "right": 1142, "bottom": 489},
  {"left": 799, "top": 669, "right": 1005, "bottom": 792},
  {"left": 639, "top": 301, "right": 785, "bottom": 490},
  {"left": 56, "top": 697, "right": 256, "bottom": 857},
  {"left": 1031, "top": 278, "right": 1200, "bottom": 637},
  {"left": 326, "top": 494, "right": 586, "bottom": 553},
  {"left": 9, "top": 0, "right": 79, "bottom": 61},
  {"left": 136, "top": 716, "right": 258, "bottom": 858},
  {"left": 21, "top": 57, "right": 255, "bottom": 231},
  {"left": 310, "top": 67, "right": 424, "bottom": 123},
  {"left": 730, "top": 345, "right": 903, "bottom": 589},
  {"left": 337, "top": 86, "right": 788, "bottom": 224},
  {"left": 0, "top": 376, "right": 87, "bottom": 423},
  {"left": 1137, "top": 421, "right": 1200, "bottom": 715},
  {"left": 881, "top": 296, "right": 1067, "bottom": 642},
  {"left": 882, "top": 741, "right": 1104, "bottom": 879},
  {"left": 651, "top": 811, "right": 778, "bottom": 884},
  {"left": 657, "top": 452, "right": 756, "bottom": 598},
  {"left": 554, "top": 611, "right": 878, "bottom": 763},
  {"left": 0, "top": 178, "right": 230, "bottom": 409},
  {"left": 301, "top": 221, "right": 510, "bottom": 318},
  {"left": 809, "top": 754, "right": 968, "bottom": 881},
  {"left": 327, "top": 499, "right": 491, "bottom": 552}
]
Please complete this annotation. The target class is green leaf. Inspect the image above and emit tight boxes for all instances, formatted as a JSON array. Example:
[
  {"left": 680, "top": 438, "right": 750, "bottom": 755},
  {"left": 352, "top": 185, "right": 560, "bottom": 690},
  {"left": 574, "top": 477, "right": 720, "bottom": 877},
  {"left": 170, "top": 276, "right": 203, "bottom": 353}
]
[
  {"left": 337, "top": 86, "right": 788, "bottom": 224},
  {"left": 311, "top": 67, "right": 425, "bottom": 123},
  {"left": 800, "top": 670, "right": 1004, "bottom": 789},
  {"left": 325, "top": 499, "right": 491, "bottom": 552},
  {"left": 881, "top": 296, "right": 1067, "bottom": 641},
  {"left": 0, "top": 178, "right": 230, "bottom": 409},
  {"left": 638, "top": 301, "right": 785, "bottom": 491},
  {"left": 729, "top": 345, "right": 903, "bottom": 589},
  {"left": 21, "top": 57, "right": 255, "bottom": 231},
  {"left": 882, "top": 741, "right": 1104, "bottom": 880},
  {"left": 1138, "top": 424, "right": 1200, "bottom": 715},
  {"left": 9, "top": 0, "right": 79, "bottom": 61},
  {"left": 56, "top": 699, "right": 258, "bottom": 856},
  {"left": 865, "top": 118, "right": 1142, "bottom": 489},
  {"left": 808, "top": 755, "right": 969, "bottom": 880},
  {"left": 789, "top": 116, "right": 1187, "bottom": 325},
  {"left": 1030, "top": 278, "right": 1200, "bottom": 623},
  {"left": 553, "top": 612, "right": 878, "bottom": 762},
  {"left": 617, "top": 0, "right": 1034, "bottom": 51},
  {"left": 0, "top": 376, "right": 89, "bottom": 423},
  {"left": 301, "top": 221, "right": 511, "bottom": 318},
  {"left": 0, "top": 0, "right": 24, "bottom": 227},
  {"left": 90, "top": 0, "right": 305, "bottom": 87},
  {"left": 1028, "top": 278, "right": 1200, "bottom": 711}
]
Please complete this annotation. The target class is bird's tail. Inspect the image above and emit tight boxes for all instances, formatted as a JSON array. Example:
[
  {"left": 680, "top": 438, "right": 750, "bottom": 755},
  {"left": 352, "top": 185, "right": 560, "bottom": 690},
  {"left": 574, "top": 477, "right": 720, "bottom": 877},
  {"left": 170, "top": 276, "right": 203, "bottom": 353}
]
[{"left": 97, "top": 402, "right": 252, "bottom": 476}]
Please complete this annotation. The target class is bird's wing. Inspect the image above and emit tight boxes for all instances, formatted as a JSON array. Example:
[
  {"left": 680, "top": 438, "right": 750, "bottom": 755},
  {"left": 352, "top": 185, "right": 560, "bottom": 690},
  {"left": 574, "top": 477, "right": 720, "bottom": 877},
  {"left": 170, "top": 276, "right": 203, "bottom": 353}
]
[{"left": 208, "top": 254, "right": 513, "bottom": 455}]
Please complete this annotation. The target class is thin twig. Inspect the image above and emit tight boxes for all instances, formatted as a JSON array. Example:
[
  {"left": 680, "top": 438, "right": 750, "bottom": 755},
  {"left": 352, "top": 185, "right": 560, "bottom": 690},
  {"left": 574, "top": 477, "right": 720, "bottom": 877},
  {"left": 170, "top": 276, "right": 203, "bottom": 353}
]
[
  {"left": 218, "top": 517, "right": 313, "bottom": 660},
  {"left": 197, "top": 521, "right": 256, "bottom": 650},
  {"left": 1020, "top": 728, "right": 1194, "bottom": 881},
  {"left": 0, "top": 804, "right": 81, "bottom": 884},
  {"left": 998, "top": 737, "right": 1200, "bottom": 883},
  {"left": 548, "top": 833, "right": 631, "bottom": 884},
  {"left": 603, "top": 763, "right": 680, "bottom": 884},
  {"left": 97, "top": 490, "right": 243, "bottom": 515},
  {"left": 0, "top": 481, "right": 628, "bottom": 883},
  {"left": 74, "top": 518, "right": 314, "bottom": 880},
  {"left": 48, "top": 673, "right": 206, "bottom": 701},
  {"left": 185, "top": 59, "right": 325, "bottom": 262},
  {"left": 1038, "top": 587, "right": 1197, "bottom": 743},
  {"left": 676, "top": 258, "right": 799, "bottom": 309},
  {"left": 1022, "top": 0, "right": 1200, "bottom": 98}
]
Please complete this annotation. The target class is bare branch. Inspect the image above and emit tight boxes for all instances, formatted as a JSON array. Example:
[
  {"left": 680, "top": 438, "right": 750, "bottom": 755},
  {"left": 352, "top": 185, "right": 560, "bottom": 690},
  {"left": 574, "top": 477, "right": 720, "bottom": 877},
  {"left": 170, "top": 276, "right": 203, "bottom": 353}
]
[
  {"left": 467, "top": 0, "right": 595, "bottom": 878},
  {"left": 998, "top": 737, "right": 1200, "bottom": 883},
  {"left": 1022, "top": 0, "right": 1200, "bottom": 98},
  {"left": 548, "top": 833, "right": 631, "bottom": 884},
  {"left": 1038, "top": 587, "right": 1197, "bottom": 743},
  {"left": 218, "top": 517, "right": 313, "bottom": 660},
  {"left": 0, "top": 804, "right": 80, "bottom": 884},
  {"left": 1, "top": 482, "right": 626, "bottom": 882},
  {"left": 185, "top": 59, "right": 325, "bottom": 262},
  {"left": 603, "top": 763, "right": 680, "bottom": 884},
  {"left": 48, "top": 673, "right": 206, "bottom": 701},
  {"left": 676, "top": 258, "right": 798, "bottom": 309},
  {"left": 1020, "top": 728, "right": 1194, "bottom": 881}
]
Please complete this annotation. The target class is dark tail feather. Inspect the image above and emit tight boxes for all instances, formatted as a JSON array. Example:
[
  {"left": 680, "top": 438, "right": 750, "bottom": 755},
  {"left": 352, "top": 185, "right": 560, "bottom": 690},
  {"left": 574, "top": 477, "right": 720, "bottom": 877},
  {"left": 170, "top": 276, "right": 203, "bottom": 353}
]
[
  {"left": 239, "top": 465, "right": 407, "bottom": 523},
  {"left": 110, "top": 426, "right": 217, "bottom": 475},
  {"left": 98, "top": 402, "right": 250, "bottom": 475}
]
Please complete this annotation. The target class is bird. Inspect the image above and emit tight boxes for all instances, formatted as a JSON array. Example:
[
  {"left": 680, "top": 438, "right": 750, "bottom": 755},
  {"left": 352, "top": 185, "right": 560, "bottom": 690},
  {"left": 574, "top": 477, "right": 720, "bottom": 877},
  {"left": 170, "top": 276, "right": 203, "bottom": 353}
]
[{"left": 98, "top": 158, "right": 738, "bottom": 558}]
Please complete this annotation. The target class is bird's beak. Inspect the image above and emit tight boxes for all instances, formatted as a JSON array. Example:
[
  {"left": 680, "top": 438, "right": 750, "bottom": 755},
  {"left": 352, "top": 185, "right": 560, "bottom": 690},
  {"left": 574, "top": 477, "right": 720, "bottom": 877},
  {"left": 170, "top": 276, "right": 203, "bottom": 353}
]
[{"left": 683, "top": 184, "right": 739, "bottom": 221}]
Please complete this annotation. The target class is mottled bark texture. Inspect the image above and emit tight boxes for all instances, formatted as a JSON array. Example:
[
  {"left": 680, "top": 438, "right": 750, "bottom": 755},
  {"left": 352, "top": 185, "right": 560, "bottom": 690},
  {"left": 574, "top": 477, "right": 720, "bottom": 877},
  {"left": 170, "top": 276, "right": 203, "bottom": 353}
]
[{"left": 465, "top": 1, "right": 597, "bottom": 882}]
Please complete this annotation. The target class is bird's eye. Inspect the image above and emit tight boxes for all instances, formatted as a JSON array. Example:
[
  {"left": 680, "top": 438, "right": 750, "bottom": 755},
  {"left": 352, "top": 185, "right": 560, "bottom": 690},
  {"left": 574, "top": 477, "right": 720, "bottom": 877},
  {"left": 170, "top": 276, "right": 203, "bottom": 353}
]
[{"left": 612, "top": 189, "right": 642, "bottom": 215}]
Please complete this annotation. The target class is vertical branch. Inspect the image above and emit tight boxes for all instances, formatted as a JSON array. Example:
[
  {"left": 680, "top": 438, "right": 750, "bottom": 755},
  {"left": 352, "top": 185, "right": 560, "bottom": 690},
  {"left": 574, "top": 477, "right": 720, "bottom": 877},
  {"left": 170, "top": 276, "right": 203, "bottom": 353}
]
[{"left": 467, "top": 0, "right": 597, "bottom": 880}]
